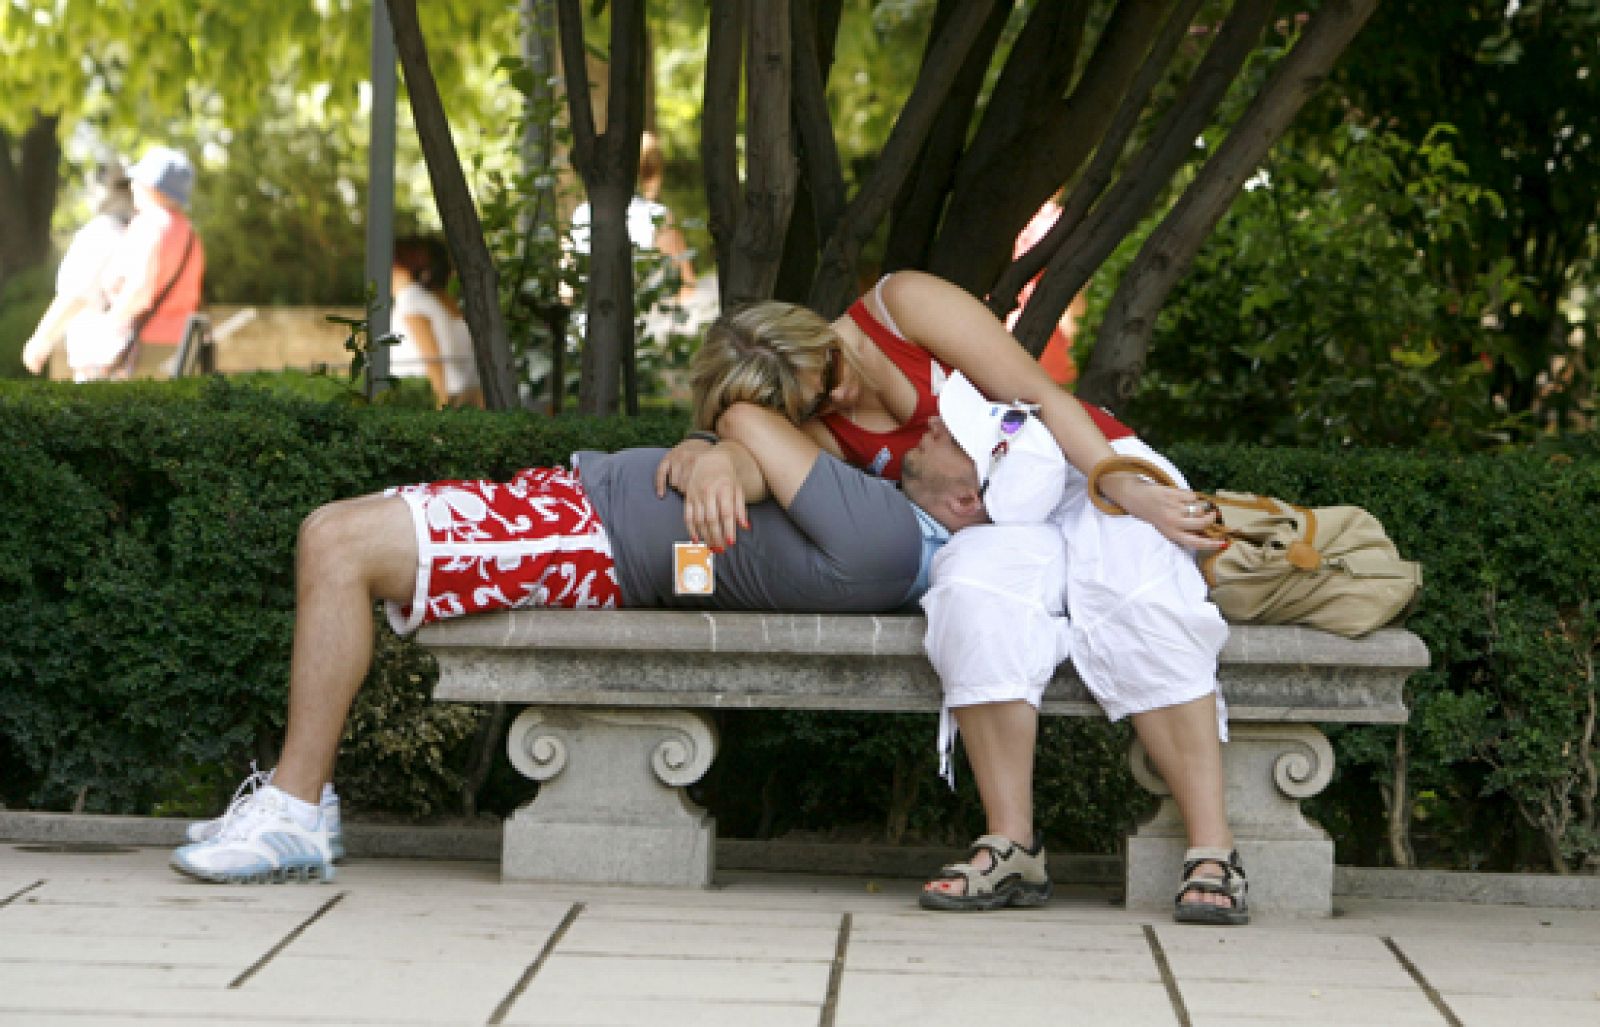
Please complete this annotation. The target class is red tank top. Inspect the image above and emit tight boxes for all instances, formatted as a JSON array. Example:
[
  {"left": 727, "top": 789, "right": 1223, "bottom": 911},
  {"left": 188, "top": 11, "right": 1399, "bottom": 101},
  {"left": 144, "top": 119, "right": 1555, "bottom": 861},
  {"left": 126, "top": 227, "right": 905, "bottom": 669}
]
[{"left": 820, "top": 294, "right": 1133, "bottom": 481}]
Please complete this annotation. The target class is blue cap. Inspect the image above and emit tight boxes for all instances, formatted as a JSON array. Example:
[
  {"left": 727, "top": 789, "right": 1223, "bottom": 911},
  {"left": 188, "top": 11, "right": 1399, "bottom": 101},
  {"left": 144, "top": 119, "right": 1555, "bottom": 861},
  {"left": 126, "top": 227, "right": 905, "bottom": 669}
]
[{"left": 129, "top": 146, "right": 195, "bottom": 208}]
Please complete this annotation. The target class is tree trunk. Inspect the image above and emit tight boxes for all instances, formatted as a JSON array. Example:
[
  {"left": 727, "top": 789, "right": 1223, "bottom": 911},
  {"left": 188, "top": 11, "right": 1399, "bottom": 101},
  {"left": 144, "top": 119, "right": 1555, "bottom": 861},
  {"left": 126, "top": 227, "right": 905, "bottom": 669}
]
[
  {"left": 789, "top": 0, "right": 846, "bottom": 251},
  {"left": 1078, "top": 0, "right": 1380, "bottom": 411},
  {"left": 557, "top": 0, "right": 647, "bottom": 416},
  {"left": 0, "top": 114, "right": 62, "bottom": 291},
  {"left": 1011, "top": 0, "right": 1272, "bottom": 352},
  {"left": 988, "top": 0, "right": 1206, "bottom": 345},
  {"left": 388, "top": 0, "right": 521, "bottom": 411},
  {"left": 928, "top": 0, "right": 1160, "bottom": 298},
  {"left": 701, "top": 0, "right": 746, "bottom": 283},
  {"left": 722, "top": 0, "right": 797, "bottom": 307},
  {"left": 883, "top": 0, "right": 1015, "bottom": 274},
  {"left": 808, "top": 0, "right": 998, "bottom": 317},
  {"left": 521, "top": 0, "right": 568, "bottom": 413}
]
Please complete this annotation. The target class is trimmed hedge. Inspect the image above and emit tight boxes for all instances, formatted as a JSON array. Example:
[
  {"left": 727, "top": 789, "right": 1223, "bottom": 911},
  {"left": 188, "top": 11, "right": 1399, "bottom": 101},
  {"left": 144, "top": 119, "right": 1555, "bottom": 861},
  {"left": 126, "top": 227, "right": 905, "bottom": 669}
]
[{"left": 1, "top": 379, "right": 1596, "bottom": 870}]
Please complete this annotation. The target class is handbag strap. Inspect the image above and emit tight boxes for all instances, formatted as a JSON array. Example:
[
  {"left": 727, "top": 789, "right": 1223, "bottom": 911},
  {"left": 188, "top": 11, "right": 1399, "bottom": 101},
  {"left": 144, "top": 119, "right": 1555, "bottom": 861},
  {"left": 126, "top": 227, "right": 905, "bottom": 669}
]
[
  {"left": 1089, "top": 455, "right": 1324, "bottom": 565},
  {"left": 130, "top": 225, "right": 197, "bottom": 340}
]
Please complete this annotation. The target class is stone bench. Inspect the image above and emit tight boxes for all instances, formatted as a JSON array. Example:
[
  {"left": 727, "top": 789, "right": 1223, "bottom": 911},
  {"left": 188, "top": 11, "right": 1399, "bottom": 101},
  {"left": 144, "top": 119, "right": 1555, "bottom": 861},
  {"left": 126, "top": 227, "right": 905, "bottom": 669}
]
[{"left": 419, "top": 610, "right": 1428, "bottom": 916}]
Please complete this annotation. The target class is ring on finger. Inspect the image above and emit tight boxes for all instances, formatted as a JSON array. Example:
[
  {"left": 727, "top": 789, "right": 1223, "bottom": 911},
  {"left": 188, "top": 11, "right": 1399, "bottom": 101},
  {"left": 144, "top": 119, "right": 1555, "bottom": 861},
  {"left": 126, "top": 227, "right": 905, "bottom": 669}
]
[{"left": 1184, "top": 502, "right": 1204, "bottom": 517}]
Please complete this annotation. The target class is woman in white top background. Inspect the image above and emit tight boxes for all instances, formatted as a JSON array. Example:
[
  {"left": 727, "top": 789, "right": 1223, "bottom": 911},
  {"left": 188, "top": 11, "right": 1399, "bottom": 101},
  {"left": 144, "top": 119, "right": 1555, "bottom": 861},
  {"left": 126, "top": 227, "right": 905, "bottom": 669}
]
[
  {"left": 389, "top": 237, "right": 482, "bottom": 408},
  {"left": 22, "top": 160, "right": 136, "bottom": 377}
]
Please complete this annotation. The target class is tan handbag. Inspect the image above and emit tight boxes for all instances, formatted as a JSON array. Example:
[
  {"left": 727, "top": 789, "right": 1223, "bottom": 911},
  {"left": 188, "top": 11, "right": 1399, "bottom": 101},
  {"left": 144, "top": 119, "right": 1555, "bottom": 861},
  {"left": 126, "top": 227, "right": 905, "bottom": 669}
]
[{"left": 1088, "top": 456, "right": 1422, "bottom": 638}]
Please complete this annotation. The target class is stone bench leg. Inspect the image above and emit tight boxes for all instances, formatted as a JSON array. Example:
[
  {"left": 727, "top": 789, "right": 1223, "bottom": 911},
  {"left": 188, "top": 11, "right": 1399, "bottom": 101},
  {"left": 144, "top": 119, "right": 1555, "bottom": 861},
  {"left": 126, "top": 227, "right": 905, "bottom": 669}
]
[
  {"left": 1125, "top": 723, "right": 1336, "bottom": 917},
  {"left": 502, "top": 706, "right": 718, "bottom": 887}
]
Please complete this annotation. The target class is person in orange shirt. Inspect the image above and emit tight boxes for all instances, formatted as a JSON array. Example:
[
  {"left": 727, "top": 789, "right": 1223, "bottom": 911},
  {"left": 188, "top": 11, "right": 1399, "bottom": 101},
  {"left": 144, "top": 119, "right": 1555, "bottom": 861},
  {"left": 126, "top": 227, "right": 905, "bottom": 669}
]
[{"left": 71, "top": 146, "right": 206, "bottom": 380}]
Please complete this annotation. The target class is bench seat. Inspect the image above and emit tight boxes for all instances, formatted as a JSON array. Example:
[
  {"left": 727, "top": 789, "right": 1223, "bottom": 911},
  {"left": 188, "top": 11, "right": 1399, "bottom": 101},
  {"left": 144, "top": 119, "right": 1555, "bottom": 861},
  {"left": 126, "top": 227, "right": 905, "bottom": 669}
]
[{"left": 420, "top": 610, "right": 1428, "bottom": 916}]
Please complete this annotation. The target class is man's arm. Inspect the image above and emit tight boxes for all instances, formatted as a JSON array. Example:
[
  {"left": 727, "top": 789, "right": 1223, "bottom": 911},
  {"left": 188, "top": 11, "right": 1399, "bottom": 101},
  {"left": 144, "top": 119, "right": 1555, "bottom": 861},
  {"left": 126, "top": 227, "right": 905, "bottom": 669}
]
[{"left": 680, "top": 402, "right": 825, "bottom": 548}]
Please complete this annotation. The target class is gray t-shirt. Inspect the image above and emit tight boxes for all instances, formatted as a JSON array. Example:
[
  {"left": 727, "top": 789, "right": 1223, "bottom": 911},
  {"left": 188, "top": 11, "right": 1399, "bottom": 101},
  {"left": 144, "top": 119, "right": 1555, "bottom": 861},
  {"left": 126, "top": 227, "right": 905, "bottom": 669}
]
[{"left": 576, "top": 448, "right": 922, "bottom": 612}]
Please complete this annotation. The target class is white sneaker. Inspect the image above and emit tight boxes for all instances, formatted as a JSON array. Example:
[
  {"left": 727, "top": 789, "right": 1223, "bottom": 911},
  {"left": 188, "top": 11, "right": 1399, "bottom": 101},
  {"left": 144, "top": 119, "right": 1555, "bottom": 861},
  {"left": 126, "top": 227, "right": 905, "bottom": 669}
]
[
  {"left": 187, "top": 769, "right": 345, "bottom": 861},
  {"left": 171, "top": 784, "right": 336, "bottom": 884}
]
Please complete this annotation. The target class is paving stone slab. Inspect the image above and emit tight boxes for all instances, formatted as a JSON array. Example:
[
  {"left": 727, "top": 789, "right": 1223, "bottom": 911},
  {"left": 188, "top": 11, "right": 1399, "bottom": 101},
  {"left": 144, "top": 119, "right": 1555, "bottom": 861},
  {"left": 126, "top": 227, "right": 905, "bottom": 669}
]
[
  {"left": 554, "top": 916, "right": 840, "bottom": 960},
  {"left": 521, "top": 953, "right": 831, "bottom": 1004},
  {"left": 832, "top": 972, "right": 1176, "bottom": 1025},
  {"left": 1180, "top": 980, "right": 1445, "bottom": 1024},
  {"left": 1448, "top": 993, "right": 1600, "bottom": 1026},
  {"left": 240, "top": 954, "right": 528, "bottom": 1021},
  {"left": 501, "top": 995, "right": 820, "bottom": 1027}
]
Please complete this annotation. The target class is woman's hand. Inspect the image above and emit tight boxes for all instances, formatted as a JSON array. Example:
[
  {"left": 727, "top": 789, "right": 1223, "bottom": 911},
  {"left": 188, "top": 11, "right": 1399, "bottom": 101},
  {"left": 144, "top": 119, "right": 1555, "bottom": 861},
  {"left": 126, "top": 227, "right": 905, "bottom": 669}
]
[
  {"left": 22, "top": 333, "right": 51, "bottom": 375},
  {"left": 680, "top": 446, "right": 749, "bottom": 549},
  {"left": 1098, "top": 472, "right": 1228, "bottom": 552},
  {"left": 654, "top": 438, "right": 714, "bottom": 498}
]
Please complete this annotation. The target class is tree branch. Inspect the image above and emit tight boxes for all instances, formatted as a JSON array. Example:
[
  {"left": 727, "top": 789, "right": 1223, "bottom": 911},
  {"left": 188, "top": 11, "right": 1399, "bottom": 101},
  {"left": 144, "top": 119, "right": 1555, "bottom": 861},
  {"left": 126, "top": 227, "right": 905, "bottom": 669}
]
[
  {"left": 555, "top": 0, "right": 597, "bottom": 178},
  {"left": 987, "top": 0, "right": 1204, "bottom": 330},
  {"left": 808, "top": 0, "right": 998, "bottom": 316},
  {"left": 701, "top": 0, "right": 746, "bottom": 278},
  {"left": 790, "top": 0, "right": 846, "bottom": 245},
  {"left": 884, "top": 0, "right": 1016, "bottom": 272},
  {"left": 1078, "top": 0, "right": 1380, "bottom": 410},
  {"left": 931, "top": 0, "right": 1166, "bottom": 295},
  {"left": 387, "top": 0, "right": 520, "bottom": 410},
  {"left": 724, "top": 0, "right": 797, "bottom": 305},
  {"left": 1012, "top": 0, "right": 1272, "bottom": 349}
]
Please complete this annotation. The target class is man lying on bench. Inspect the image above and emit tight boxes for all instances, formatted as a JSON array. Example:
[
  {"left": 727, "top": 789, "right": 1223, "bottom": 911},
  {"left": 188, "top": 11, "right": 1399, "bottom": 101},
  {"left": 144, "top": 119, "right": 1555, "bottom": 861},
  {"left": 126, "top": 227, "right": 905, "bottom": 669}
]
[{"left": 172, "top": 378, "right": 1063, "bottom": 884}]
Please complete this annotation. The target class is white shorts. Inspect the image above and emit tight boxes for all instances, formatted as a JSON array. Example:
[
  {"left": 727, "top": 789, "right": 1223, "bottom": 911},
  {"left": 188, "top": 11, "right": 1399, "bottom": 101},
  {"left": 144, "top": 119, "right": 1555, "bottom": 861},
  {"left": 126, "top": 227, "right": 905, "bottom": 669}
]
[{"left": 920, "top": 438, "right": 1230, "bottom": 778}]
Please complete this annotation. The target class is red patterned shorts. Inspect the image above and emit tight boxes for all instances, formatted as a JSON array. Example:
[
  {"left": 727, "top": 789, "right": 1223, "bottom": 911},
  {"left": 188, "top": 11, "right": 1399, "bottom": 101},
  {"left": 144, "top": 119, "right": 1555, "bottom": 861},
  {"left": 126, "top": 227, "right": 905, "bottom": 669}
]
[{"left": 384, "top": 466, "right": 622, "bottom": 634}]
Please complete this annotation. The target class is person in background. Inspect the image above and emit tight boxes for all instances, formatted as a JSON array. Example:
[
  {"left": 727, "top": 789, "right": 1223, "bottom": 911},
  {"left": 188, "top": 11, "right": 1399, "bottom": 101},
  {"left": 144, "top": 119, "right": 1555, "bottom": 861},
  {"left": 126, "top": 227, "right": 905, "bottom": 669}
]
[
  {"left": 1006, "top": 199, "right": 1084, "bottom": 387},
  {"left": 69, "top": 146, "right": 206, "bottom": 381},
  {"left": 570, "top": 130, "right": 697, "bottom": 301},
  {"left": 22, "top": 159, "right": 136, "bottom": 377},
  {"left": 389, "top": 237, "right": 482, "bottom": 408}
]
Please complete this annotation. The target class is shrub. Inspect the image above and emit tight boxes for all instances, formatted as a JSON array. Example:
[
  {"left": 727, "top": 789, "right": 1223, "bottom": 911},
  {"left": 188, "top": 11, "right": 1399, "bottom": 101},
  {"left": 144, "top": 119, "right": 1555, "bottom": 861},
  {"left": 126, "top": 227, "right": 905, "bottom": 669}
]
[{"left": 2, "top": 379, "right": 1596, "bottom": 871}]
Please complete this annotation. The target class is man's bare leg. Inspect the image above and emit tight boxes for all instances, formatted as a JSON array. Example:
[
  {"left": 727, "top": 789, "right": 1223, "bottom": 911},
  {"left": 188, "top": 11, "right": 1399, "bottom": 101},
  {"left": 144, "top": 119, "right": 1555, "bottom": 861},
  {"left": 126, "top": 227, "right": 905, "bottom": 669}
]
[
  {"left": 923, "top": 701, "right": 1037, "bottom": 896},
  {"left": 1130, "top": 693, "right": 1234, "bottom": 908},
  {"left": 270, "top": 495, "right": 418, "bottom": 804}
]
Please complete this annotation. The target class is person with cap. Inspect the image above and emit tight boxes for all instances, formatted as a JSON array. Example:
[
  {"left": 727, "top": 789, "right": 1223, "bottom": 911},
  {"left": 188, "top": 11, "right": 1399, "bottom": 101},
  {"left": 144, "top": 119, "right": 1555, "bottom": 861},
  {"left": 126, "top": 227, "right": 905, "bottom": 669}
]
[
  {"left": 22, "top": 159, "right": 136, "bottom": 377},
  {"left": 663, "top": 269, "right": 1248, "bottom": 925},
  {"left": 69, "top": 145, "right": 205, "bottom": 380},
  {"left": 170, "top": 400, "right": 1026, "bottom": 885}
]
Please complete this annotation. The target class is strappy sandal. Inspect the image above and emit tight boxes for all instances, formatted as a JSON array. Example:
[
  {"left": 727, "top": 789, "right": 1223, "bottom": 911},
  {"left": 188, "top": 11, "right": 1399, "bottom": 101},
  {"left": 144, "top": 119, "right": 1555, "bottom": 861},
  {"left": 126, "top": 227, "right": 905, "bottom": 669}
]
[
  {"left": 918, "top": 832, "right": 1051, "bottom": 912},
  {"left": 1173, "top": 846, "right": 1250, "bottom": 926}
]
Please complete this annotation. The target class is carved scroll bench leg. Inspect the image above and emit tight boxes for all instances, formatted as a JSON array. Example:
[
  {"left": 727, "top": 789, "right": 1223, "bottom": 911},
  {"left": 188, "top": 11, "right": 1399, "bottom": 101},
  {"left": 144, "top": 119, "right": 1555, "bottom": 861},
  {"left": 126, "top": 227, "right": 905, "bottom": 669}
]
[
  {"left": 501, "top": 706, "right": 719, "bottom": 887},
  {"left": 1124, "top": 723, "right": 1338, "bottom": 917}
]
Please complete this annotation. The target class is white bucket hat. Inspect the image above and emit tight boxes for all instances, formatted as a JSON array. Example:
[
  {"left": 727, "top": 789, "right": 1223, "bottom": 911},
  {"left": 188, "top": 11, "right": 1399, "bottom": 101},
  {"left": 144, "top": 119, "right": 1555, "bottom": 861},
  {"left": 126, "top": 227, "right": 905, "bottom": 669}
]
[{"left": 936, "top": 371, "right": 1066, "bottom": 524}]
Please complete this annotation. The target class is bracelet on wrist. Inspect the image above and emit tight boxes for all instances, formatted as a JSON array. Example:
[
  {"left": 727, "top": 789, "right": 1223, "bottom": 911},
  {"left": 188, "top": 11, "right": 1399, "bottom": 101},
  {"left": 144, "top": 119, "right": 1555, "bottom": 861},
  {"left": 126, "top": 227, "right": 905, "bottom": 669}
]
[{"left": 685, "top": 430, "right": 719, "bottom": 445}]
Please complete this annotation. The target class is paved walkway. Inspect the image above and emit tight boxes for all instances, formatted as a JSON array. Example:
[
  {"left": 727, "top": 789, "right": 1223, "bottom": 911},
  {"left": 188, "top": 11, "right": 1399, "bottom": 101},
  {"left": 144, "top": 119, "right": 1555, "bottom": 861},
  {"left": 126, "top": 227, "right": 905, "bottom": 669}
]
[{"left": 2, "top": 845, "right": 1597, "bottom": 1025}]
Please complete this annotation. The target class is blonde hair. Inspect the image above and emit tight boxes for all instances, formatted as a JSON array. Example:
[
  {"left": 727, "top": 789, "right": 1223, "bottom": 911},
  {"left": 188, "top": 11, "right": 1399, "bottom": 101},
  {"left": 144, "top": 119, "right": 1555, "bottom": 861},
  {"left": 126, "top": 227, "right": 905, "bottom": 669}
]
[{"left": 690, "top": 301, "right": 870, "bottom": 431}]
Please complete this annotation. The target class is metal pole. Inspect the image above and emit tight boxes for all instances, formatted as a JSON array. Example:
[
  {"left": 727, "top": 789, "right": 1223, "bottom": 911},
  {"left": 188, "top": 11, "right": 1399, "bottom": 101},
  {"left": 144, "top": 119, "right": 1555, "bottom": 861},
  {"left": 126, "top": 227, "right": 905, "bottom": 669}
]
[{"left": 365, "top": 0, "right": 398, "bottom": 397}]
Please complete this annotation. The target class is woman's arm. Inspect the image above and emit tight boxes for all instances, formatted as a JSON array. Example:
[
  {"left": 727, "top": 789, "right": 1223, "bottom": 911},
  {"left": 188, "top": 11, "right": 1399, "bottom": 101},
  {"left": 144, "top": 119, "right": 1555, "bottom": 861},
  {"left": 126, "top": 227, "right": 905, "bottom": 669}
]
[
  {"left": 676, "top": 403, "right": 831, "bottom": 547},
  {"left": 401, "top": 312, "right": 450, "bottom": 407},
  {"left": 878, "top": 271, "right": 1220, "bottom": 550},
  {"left": 22, "top": 293, "right": 86, "bottom": 373}
]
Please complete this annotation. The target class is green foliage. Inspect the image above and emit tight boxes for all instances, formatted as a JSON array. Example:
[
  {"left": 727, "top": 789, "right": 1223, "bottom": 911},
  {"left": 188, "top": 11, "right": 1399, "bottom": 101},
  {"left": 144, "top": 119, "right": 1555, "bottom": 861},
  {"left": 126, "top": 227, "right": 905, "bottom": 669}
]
[
  {"left": 482, "top": 48, "right": 694, "bottom": 411},
  {"left": 1329, "top": 0, "right": 1600, "bottom": 427},
  {"left": 186, "top": 106, "right": 370, "bottom": 306},
  {"left": 2, "top": 380, "right": 1595, "bottom": 872},
  {"left": 0, "top": 264, "right": 53, "bottom": 379},
  {"left": 0, "top": 378, "right": 678, "bottom": 815},
  {"left": 1170, "top": 441, "right": 1600, "bottom": 871},
  {"left": 1116, "top": 119, "right": 1529, "bottom": 450}
]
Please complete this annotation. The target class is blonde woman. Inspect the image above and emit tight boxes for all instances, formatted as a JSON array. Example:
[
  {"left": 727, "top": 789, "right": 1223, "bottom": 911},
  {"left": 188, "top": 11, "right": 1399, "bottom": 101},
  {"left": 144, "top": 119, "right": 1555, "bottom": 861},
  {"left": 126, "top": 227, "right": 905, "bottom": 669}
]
[{"left": 659, "top": 270, "right": 1249, "bottom": 924}]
